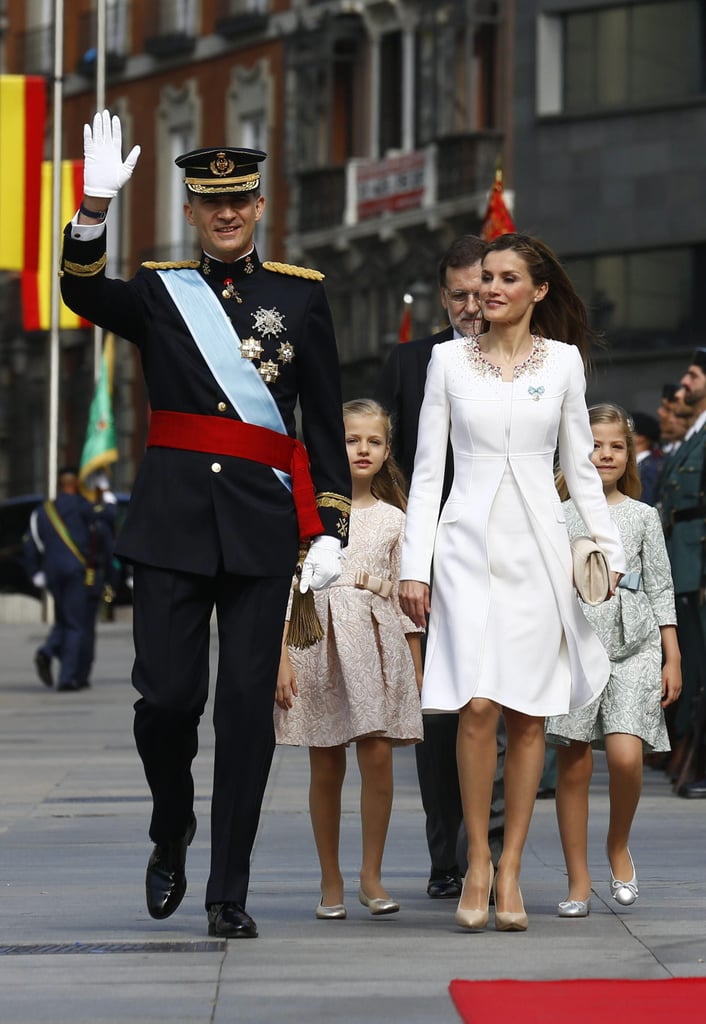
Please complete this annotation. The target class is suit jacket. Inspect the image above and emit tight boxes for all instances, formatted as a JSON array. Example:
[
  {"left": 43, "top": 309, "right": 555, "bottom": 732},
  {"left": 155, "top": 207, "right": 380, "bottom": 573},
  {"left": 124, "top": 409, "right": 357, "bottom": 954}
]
[
  {"left": 60, "top": 229, "right": 351, "bottom": 578},
  {"left": 377, "top": 327, "right": 454, "bottom": 496},
  {"left": 658, "top": 425, "right": 706, "bottom": 593}
]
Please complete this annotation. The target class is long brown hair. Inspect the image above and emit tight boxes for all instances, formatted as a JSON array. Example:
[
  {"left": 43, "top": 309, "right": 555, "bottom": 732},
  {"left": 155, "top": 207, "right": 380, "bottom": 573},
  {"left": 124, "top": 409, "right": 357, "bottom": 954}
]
[
  {"left": 343, "top": 399, "right": 408, "bottom": 511},
  {"left": 481, "top": 233, "right": 602, "bottom": 365},
  {"left": 555, "top": 403, "right": 642, "bottom": 501}
]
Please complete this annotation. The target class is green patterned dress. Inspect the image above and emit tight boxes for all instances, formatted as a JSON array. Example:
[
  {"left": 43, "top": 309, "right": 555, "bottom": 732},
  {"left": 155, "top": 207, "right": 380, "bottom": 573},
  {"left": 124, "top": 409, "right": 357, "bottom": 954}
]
[{"left": 546, "top": 497, "right": 675, "bottom": 752}]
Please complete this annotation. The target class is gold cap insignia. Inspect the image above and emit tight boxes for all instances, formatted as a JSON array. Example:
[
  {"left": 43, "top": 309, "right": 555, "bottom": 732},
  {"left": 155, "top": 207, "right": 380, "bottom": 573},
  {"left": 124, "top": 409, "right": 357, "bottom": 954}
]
[{"left": 210, "top": 152, "right": 236, "bottom": 177}]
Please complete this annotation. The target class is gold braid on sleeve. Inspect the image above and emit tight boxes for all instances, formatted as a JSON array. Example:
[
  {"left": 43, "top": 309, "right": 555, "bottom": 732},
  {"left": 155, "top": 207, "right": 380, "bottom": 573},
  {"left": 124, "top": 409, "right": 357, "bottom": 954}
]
[{"left": 61, "top": 254, "right": 107, "bottom": 277}]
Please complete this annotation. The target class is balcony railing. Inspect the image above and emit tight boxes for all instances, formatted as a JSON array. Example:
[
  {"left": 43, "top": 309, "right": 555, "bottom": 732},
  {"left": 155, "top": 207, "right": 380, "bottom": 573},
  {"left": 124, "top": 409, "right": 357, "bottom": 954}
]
[
  {"left": 144, "top": 0, "right": 198, "bottom": 57},
  {"left": 76, "top": 2, "right": 130, "bottom": 77},
  {"left": 298, "top": 167, "right": 346, "bottom": 234},
  {"left": 435, "top": 132, "right": 502, "bottom": 203},
  {"left": 295, "top": 132, "right": 503, "bottom": 234},
  {"left": 17, "top": 25, "right": 54, "bottom": 76},
  {"left": 215, "top": 0, "right": 269, "bottom": 37}
]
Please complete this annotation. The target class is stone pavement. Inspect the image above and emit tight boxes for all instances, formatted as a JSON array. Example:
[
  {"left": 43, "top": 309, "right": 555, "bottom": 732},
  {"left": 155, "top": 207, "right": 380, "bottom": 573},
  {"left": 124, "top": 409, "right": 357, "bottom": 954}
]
[{"left": 0, "top": 620, "right": 704, "bottom": 1023}]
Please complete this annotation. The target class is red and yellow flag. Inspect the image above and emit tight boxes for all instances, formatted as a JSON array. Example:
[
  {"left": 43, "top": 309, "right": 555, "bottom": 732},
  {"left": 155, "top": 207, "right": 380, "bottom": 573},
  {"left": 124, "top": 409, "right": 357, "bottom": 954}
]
[
  {"left": 22, "top": 159, "right": 88, "bottom": 331},
  {"left": 480, "top": 168, "right": 516, "bottom": 242},
  {"left": 0, "top": 75, "right": 47, "bottom": 272}
]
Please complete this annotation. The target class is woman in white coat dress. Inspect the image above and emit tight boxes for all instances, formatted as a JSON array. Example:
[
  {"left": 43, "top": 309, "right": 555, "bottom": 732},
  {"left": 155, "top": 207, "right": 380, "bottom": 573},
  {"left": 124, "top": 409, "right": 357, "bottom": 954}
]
[{"left": 399, "top": 234, "right": 626, "bottom": 932}]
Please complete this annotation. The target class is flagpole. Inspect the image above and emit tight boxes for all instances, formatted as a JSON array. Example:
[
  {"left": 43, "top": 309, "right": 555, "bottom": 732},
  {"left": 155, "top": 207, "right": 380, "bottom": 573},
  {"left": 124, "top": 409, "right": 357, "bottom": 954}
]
[
  {"left": 47, "top": 0, "right": 64, "bottom": 502},
  {"left": 93, "top": 0, "right": 106, "bottom": 382}
]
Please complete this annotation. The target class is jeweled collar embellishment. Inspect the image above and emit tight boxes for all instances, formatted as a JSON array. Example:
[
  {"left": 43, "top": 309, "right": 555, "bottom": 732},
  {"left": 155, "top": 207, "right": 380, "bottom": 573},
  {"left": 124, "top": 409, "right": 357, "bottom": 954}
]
[
  {"left": 465, "top": 335, "right": 547, "bottom": 381},
  {"left": 528, "top": 385, "right": 544, "bottom": 401}
]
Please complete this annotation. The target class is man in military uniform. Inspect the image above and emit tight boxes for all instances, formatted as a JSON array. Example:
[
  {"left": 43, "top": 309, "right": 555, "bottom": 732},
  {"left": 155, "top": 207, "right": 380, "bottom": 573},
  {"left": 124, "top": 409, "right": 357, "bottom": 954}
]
[
  {"left": 658, "top": 349, "right": 706, "bottom": 796},
  {"left": 60, "top": 111, "right": 351, "bottom": 935},
  {"left": 24, "top": 466, "right": 114, "bottom": 691}
]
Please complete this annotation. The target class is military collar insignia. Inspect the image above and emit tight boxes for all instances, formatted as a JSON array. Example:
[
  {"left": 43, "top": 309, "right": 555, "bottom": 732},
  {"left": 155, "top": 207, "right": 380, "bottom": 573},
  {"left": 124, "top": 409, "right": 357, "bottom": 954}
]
[{"left": 199, "top": 249, "right": 261, "bottom": 283}]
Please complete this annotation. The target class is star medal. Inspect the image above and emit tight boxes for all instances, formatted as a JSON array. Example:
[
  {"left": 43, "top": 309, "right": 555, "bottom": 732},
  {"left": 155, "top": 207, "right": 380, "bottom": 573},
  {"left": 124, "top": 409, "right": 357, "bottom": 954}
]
[
  {"left": 252, "top": 306, "right": 285, "bottom": 338},
  {"left": 239, "top": 336, "right": 264, "bottom": 361},
  {"left": 277, "top": 341, "right": 295, "bottom": 364},
  {"left": 258, "top": 360, "right": 280, "bottom": 383},
  {"left": 222, "top": 278, "right": 242, "bottom": 302}
]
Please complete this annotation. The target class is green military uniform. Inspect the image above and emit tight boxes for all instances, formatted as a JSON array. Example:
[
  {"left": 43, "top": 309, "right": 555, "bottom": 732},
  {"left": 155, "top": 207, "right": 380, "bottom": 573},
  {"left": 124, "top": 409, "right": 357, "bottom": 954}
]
[{"left": 658, "top": 418, "right": 706, "bottom": 741}]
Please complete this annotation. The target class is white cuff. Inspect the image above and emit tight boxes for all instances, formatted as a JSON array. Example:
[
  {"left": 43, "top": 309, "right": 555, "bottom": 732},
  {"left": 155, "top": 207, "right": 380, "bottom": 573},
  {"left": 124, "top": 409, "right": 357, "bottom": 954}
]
[
  {"left": 310, "top": 535, "right": 341, "bottom": 552},
  {"left": 70, "top": 212, "right": 107, "bottom": 241}
]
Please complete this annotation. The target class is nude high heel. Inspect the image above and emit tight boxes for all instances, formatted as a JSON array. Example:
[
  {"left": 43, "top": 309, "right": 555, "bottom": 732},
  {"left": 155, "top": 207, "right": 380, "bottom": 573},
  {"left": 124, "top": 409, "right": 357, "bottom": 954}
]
[
  {"left": 494, "top": 880, "right": 529, "bottom": 932},
  {"left": 454, "top": 862, "right": 494, "bottom": 931}
]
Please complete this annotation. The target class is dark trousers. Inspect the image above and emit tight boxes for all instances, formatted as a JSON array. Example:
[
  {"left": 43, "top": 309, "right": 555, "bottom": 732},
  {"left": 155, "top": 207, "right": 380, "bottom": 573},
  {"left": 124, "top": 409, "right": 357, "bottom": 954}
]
[
  {"left": 673, "top": 592, "right": 706, "bottom": 743},
  {"left": 131, "top": 563, "right": 291, "bottom": 909},
  {"left": 416, "top": 712, "right": 505, "bottom": 878},
  {"left": 44, "top": 567, "right": 88, "bottom": 687}
]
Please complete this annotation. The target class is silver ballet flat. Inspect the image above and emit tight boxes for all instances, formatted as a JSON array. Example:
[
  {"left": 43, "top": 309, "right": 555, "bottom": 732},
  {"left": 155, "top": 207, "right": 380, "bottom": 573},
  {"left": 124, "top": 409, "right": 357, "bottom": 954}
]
[
  {"left": 358, "top": 887, "right": 400, "bottom": 915},
  {"left": 315, "top": 900, "right": 347, "bottom": 920},
  {"left": 609, "top": 849, "right": 639, "bottom": 906},
  {"left": 557, "top": 897, "right": 591, "bottom": 918}
]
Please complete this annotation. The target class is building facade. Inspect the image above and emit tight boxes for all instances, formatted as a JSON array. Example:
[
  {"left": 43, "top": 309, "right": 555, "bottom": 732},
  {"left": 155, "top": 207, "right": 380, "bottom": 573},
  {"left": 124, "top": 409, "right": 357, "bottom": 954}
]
[{"left": 1, "top": 0, "right": 705, "bottom": 498}]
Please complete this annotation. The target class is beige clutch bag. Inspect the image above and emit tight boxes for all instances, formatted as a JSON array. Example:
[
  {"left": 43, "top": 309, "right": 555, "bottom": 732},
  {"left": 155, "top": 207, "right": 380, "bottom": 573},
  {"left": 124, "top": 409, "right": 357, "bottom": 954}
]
[{"left": 571, "top": 536, "right": 610, "bottom": 606}]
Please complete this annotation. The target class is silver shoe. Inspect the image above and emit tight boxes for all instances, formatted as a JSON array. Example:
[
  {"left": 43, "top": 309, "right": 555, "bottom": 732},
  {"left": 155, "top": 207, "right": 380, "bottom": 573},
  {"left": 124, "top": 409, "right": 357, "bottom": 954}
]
[
  {"left": 557, "top": 897, "right": 591, "bottom": 918},
  {"left": 358, "top": 887, "right": 400, "bottom": 915},
  {"left": 315, "top": 900, "right": 347, "bottom": 920},
  {"left": 609, "top": 849, "right": 639, "bottom": 906}
]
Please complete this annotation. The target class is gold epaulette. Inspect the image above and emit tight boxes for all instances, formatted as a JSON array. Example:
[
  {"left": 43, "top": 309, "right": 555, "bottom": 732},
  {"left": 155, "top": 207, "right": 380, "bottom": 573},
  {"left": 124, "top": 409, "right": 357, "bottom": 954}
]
[
  {"left": 262, "top": 260, "right": 324, "bottom": 281},
  {"left": 141, "top": 259, "right": 201, "bottom": 270}
]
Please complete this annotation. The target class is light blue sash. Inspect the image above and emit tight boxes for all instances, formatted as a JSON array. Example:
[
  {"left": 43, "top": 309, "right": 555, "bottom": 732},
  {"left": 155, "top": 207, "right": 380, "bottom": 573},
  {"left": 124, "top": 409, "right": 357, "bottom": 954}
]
[{"left": 158, "top": 269, "right": 291, "bottom": 491}]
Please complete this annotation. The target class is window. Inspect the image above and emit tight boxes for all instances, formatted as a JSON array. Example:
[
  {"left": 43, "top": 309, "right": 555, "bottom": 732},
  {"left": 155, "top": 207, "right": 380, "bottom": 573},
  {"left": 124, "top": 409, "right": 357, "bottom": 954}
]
[
  {"left": 416, "top": 13, "right": 497, "bottom": 143},
  {"left": 558, "top": 2, "right": 705, "bottom": 114},
  {"left": 563, "top": 246, "right": 706, "bottom": 350}
]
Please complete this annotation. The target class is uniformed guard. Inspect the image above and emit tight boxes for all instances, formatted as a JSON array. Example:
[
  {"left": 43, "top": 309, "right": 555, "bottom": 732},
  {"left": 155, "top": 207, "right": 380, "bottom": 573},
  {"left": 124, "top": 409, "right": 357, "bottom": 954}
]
[
  {"left": 658, "top": 349, "right": 706, "bottom": 795},
  {"left": 60, "top": 111, "right": 351, "bottom": 936}
]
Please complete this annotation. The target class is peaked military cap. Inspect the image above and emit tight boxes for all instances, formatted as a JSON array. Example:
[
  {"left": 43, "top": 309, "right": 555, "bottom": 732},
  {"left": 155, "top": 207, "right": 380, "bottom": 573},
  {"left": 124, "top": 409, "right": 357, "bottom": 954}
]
[{"left": 175, "top": 147, "right": 266, "bottom": 195}]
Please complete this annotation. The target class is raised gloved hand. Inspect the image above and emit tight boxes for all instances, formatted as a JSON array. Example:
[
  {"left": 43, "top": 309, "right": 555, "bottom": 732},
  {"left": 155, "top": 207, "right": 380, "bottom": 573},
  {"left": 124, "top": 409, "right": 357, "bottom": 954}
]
[
  {"left": 32, "top": 572, "right": 47, "bottom": 589},
  {"left": 299, "top": 535, "right": 342, "bottom": 594},
  {"left": 83, "top": 109, "right": 141, "bottom": 198}
]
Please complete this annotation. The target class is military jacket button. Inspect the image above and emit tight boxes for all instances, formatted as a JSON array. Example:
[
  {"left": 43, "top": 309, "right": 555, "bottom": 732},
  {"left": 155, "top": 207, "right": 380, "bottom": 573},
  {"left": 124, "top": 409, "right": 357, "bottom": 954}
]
[
  {"left": 217, "top": 401, "right": 227, "bottom": 412},
  {"left": 211, "top": 462, "right": 222, "bottom": 473}
]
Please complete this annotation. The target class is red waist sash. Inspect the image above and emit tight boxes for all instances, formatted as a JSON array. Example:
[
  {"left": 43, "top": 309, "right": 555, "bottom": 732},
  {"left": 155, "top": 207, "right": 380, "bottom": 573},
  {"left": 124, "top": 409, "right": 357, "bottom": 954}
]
[{"left": 146, "top": 410, "right": 324, "bottom": 540}]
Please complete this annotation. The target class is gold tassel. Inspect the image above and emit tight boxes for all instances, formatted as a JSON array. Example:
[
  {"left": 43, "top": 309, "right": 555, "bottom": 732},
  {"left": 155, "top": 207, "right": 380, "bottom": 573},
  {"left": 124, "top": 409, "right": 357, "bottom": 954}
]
[{"left": 287, "top": 555, "right": 324, "bottom": 650}]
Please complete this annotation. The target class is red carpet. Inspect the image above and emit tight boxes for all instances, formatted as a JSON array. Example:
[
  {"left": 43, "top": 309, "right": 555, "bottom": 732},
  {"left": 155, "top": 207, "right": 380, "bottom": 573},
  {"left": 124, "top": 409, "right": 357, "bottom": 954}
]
[{"left": 449, "top": 977, "right": 706, "bottom": 1023}]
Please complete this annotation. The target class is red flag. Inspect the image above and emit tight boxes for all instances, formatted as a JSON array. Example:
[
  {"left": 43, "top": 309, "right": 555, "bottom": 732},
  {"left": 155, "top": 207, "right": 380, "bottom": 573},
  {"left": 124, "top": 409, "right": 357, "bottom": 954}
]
[
  {"left": 398, "top": 303, "right": 412, "bottom": 343},
  {"left": 480, "top": 169, "right": 516, "bottom": 241}
]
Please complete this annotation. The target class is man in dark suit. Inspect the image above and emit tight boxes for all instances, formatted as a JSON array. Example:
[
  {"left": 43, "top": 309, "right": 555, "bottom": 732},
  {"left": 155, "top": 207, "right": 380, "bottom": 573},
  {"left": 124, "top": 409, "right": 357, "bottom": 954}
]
[
  {"left": 60, "top": 111, "right": 351, "bottom": 936},
  {"left": 378, "top": 235, "right": 505, "bottom": 899},
  {"left": 659, "top": 350, "right": 706, "bottom": 797}
]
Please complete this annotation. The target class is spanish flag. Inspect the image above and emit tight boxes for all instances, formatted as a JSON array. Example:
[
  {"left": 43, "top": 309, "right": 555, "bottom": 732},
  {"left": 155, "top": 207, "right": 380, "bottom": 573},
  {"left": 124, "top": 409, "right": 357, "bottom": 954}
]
[
  {"left": 0, "top": 75, "right": 47, "bottom": 273},
  {"left": 21, "top": 159, "right": 88, "bottom": 331},
  {"left": 480, "top": 168, "right": 516, "bottom": 242}
]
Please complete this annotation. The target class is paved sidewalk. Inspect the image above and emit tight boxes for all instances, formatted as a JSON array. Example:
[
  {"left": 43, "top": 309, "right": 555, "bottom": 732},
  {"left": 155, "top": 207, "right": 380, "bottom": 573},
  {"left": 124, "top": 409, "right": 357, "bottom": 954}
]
[{"left": 0, "top": 621, "right": 704, "bottom": 1023}]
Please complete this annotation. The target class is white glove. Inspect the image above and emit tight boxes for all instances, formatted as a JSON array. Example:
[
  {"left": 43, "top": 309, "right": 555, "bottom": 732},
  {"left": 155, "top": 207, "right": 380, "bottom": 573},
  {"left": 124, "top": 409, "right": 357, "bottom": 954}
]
[
  {"left": 83, "top": 110, "right": 141, "bottom": 198},
  {"left": 299, "top": 536, "right": 342, "bottom": 594},
  {"left": 32, "top": 572, "right": 47, "bottom": 589}
]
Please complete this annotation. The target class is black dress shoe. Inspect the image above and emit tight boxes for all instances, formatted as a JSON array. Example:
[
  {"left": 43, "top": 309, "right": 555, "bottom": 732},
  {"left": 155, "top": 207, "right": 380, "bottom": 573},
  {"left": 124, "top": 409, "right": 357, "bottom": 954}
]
[
  {"left": 677, "top": 777, "right": 706, "bottom": 798},
  {"left": 207, "top": 902, "right": 258, "bottom": 938},
  {"left": 145, "top": 814, "right": 197, "bottom": 919},
  {"left": 427, "top": 873, "right": 462, "bottom": 899},
  {"left": 34, "top": 650, "right": 53, "bottom": 688}
]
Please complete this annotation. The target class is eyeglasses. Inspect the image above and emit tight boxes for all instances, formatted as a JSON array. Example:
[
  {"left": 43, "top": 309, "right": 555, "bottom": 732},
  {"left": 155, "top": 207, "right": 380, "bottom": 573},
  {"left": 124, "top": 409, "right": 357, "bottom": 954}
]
[{"left": 444, "top": 288, "right": 479, "bottom": 305}]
